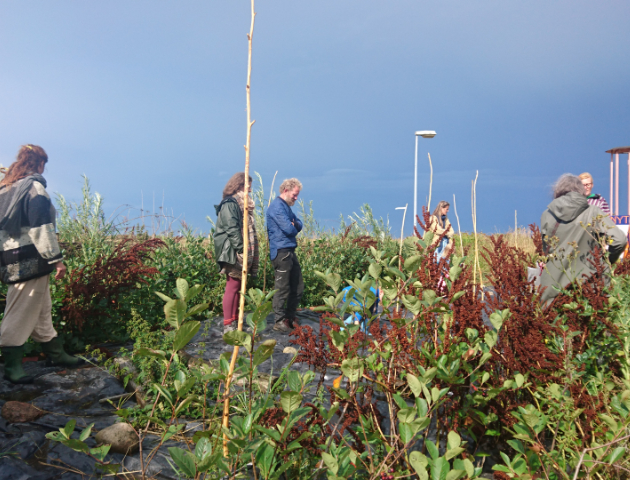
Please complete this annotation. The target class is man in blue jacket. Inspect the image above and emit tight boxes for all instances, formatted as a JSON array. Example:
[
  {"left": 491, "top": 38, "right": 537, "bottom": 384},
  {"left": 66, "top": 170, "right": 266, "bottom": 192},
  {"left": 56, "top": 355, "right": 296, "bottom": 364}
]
[{"left": 266, "top": 178, "right": 304, "bottom": 332}]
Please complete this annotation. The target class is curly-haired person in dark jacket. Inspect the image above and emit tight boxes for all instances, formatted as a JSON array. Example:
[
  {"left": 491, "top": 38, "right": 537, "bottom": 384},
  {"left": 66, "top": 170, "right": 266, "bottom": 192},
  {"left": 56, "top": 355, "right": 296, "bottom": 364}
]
[
  {"left": 266, "top": 178, "right": 303, "bottom": 333},
  {"left": 0, "top": 145, "right": 84, "bottom": 384}
]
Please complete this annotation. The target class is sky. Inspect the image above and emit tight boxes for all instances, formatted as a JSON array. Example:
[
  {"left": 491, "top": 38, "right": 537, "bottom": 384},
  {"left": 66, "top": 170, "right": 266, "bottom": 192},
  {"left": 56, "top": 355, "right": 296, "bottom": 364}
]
[{"left": 1, "top": 1, "right": 629, "bottom": 235}]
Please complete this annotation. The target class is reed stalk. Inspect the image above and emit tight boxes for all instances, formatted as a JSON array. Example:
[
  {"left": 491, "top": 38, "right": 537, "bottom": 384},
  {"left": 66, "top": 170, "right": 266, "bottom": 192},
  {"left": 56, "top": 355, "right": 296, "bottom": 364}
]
[{"left": 452, "top": 194, "right": 464, "bottom": 257}]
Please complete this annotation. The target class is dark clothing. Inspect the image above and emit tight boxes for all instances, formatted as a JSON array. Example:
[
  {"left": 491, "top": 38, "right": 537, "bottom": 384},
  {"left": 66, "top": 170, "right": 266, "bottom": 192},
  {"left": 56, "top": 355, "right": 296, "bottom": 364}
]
[
  {"left": 266, "top": 197, "right": 302, "bottom": 261},
  {"left": 0, "top": 176, "right": 63, "bottom": 284},
  {"left": 271, "top": 249, "right": 304, "bottom": 322},
  {"left": 213, "top": 197, "right": 243, "bottom": 267},
  {"left": 540, "top": 192, "right": 626, "bottom": 305}
]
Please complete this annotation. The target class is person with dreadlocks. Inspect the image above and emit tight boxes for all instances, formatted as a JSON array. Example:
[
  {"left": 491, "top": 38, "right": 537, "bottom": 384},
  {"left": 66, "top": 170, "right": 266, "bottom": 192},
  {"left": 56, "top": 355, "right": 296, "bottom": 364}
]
[
  {"left": 0, "top": 144, "right": 84, "bottom": 384},
  {"left": 426, "top": 200, "right": 455, "bottom": 260},
  {"left": 213, "top": 172, "right": 260, "bottom": 334}
]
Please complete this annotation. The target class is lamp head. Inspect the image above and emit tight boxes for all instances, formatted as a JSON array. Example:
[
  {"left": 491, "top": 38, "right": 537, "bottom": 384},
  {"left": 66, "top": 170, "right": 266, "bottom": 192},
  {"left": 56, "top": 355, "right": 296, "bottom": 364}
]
[{"left": 415, "top": 130, "right": 436, "bottom": 138}]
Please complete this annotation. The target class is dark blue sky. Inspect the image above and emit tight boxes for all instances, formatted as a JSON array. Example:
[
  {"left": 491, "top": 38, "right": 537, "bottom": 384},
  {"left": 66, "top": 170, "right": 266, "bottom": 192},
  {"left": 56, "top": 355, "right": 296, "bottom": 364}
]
[{"left": 1, "top": 1, "right": 629, "bottom": 234}]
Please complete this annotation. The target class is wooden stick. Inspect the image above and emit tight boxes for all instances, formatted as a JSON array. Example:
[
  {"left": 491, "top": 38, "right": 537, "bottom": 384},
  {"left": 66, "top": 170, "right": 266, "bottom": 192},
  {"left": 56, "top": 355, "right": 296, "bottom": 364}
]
[
  {"left": 223, "top": 0, "right": 256, "bottom": 457},
  {"left": 452, "top": 194, "right": 464, "bottom": 257}
]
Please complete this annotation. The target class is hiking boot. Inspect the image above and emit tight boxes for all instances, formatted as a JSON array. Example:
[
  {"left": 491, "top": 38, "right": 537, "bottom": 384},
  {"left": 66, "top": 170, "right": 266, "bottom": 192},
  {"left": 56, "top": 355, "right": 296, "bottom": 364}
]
[
  {"left": 273, "top": 319, "right": 294, "bottom": 333},
  {"left": 1, "top": 345, "right": 35, "bottom": 384},
  {"left": 288, "top": 317, "right": 300, "bottom": 328},
  {"left": 40, "top": 337, "right": 85, "bottom": 368}
]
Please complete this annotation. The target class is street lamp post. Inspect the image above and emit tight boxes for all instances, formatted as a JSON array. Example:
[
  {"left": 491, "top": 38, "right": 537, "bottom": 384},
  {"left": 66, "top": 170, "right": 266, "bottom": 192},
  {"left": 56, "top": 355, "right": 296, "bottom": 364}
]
[{"left": 414, "top": 130, "right": 436, "bottom": 226}]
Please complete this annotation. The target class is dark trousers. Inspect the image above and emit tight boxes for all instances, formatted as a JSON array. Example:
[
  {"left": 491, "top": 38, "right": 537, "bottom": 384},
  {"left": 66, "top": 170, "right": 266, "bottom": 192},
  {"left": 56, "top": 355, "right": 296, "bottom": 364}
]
[{"left": 271, "top": 249, "right": 304, "bottom": 323}]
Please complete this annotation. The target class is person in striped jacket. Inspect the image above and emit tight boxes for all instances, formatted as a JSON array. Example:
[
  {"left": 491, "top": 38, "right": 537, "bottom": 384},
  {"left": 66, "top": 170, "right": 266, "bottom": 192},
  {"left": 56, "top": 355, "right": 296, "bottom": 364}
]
[
  {"left": 579, "top": 172, "right": 611, "bottom": 216},
  {"left": 0, "top": 144, "right": 83, "bottom": 384}
]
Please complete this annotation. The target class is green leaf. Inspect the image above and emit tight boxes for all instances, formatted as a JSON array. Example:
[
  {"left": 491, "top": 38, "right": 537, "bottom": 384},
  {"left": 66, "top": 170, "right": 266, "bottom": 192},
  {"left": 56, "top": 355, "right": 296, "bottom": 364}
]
[
  {"left": 507, "top": 439, "right": 525, "bottom": 454},
  {"left": 89, "top": 444, "right": 111, "bottom": 462},
  {"left": 449, "top": 265, "right": 463, "bottom": 282},
  {"left": 330, "top": 330, "right": 348, "bottom": 352},
  {"left": 79, "top": 423, "right": 94, "bottom": 442},
  {"left": 447, "top": 431, "right": 461, "bottom": 450},
  {"left": 185, "top": 284, "right": 203, "bottom": 302},
  {"left": 164, "top": 299, "right": 186, "bottom": 328},
  {"left": 168, "top": 447, "right": 197, "bottom": 478},
  {"left": 407, "top": 374, "right": 424, "bottom": 397},
  {"left": 255, "top": 443, "right": 275, "bottom": 477},
  {"left": 489, "top": 311, "right": 505, "bottom": 330},
  {"left": 404, "top": 255, "right": 422, "bottom": 273},
  {"left": 409, "top": 451, "right": 429, "bottom": 480},
  {"left": 368, "top": 263, "right": 382, "bottom": 279},
  {"left": 175, "top": 278, "right": 189, "bottom": 300},
  {"left": 194, "top": 437, "right": 212, "bottom": 462},
  {"left": 399, "top": 422, "right": 414, "bottom": 445},
  {"left": 425, "top": 439, "right": 439, "bottom": 460},
  {"left": 280, "top": 391, "right": 303, "bottom": 414},
  {"left": 463, "top": 459, "right": 475, "bottom": 478},
  {"left": 430, "top": 456, "right": 448, "bottom": 480},
  {"left": 253, "top": 339, "right": 276, "bottom": 366},
  {"left": 481, "top": 372, "right": 490, "bottom": 384},
  {"left": 600, "top": 414, "right": 618, "bottom": 432},
  {"left": 451, "top": 291, "right": 465, "bottom": 302},
  {"left": 63, "top": 419, "right": 76, "bottom": 438},
  {"left": 155, "top": 291, "right": 173, "bottom": 302},
  {"left": 173, "top": 321, "right": 200, "bottom": 352},
  {"left": 185, "top": 303, "right": 209, "bottom": 319},
  {"left": 341, "top": 357, "right": 364, "bottom": 383},
  {"left": 445, "top": 469, "right": 465, "bottom": 480},
  {"left": 484, "top": 330, "right": 498, "bottom": 349},
  {"left": 479, "top": 351, "right": 492, "bottom": 366},
  {"left": 175, "top": 395, "right": 197, "bottom": 416},
  {"left": 402, "top": 295, "right": 422, "bottom": 316},
  {"left": 134, "top": 347, "right": 166, "bottom": 360},
  {"left": 514, "top": 373, "right": 525, "bottom": 388},
  {"left": 62, "top": 438, "right": 89, "bottom": 453},
  {"left": 608, "top": 446, "right": 626, "bottom": 463},
  {"left": 321, "top": 452, "right": 339, "bottom": 475},
  {"left": 153, "top": 384, "right": 174, "bottom": 407},
  {"left": 445, "top": 447, "right": 465, "bottom": 460},
  {"left": 223, "top": 330, "right": 250, "bottom": 347},
  {"left": 423, "top": 289, "right": 437, "bottom": 306}
]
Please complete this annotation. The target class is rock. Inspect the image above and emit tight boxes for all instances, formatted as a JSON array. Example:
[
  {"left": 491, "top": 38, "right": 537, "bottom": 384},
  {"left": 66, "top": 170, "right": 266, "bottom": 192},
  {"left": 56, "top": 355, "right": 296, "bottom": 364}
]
[
  {"left": 282, "top": 346, "right": 298, "bottom": 355},
  {"left": 94, "top": 422, "right": 139, "bottom": 454},
  {"left": 1, "top": 401, "right": 45, "bottom": 424},
  {"left": 0, "top": 455, "right": 51, "bottom": 480}
]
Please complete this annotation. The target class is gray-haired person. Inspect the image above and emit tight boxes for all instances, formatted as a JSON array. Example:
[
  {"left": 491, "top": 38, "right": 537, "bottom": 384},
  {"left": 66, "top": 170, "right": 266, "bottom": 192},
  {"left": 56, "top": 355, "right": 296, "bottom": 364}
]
[{"left": 540, "top": 174, "right": 627, "bottom": 306}]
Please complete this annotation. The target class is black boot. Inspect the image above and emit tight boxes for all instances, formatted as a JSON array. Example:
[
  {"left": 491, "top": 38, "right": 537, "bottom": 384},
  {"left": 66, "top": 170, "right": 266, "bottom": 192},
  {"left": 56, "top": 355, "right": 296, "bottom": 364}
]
[
  {"left": 1, "top": 345, "right": 35, "bottom": 384},
  {"left": 40, "top": 337, "right": 85, "bottom": 368}
]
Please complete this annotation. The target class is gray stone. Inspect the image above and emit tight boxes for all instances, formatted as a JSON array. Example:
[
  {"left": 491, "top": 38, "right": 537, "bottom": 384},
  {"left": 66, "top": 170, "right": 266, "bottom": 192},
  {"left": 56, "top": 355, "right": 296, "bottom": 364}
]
[
  {"left": 94, "top": 422, "right": 139, "bottom": 455},
  {"left": 13, "top": 430, "right": 46, "bottom": 459},
  {"left": 0, "top": 455, "right": 51, "bottom": 480}
]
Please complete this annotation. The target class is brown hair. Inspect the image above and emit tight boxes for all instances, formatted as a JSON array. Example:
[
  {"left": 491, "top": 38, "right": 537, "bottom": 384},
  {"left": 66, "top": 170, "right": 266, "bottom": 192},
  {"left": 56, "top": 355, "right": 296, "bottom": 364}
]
[
  {"left": 432, "top": 200, "right": 450, "bottom": 228},
  {"left": 222, "top": 172, "right": 252, "bottom": 199},
  {"left": 0, "top": 144, "right": 48, "bottom": 187}
]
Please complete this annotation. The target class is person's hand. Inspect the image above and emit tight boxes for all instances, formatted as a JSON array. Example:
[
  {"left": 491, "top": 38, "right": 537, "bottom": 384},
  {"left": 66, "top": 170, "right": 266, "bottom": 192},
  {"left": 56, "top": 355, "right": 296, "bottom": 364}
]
[{"left": 55, "top": 262, "right": 66, "bottom": 280}]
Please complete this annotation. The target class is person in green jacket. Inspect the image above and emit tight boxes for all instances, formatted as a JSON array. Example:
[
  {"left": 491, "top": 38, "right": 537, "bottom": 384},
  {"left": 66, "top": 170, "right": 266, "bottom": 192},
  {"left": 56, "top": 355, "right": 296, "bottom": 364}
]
[
  {"left": 213, "top": 173, "right": 259, "bottom": 333},
  {"left": 540, "top": 174, "right": 627, "bottom": 306}
]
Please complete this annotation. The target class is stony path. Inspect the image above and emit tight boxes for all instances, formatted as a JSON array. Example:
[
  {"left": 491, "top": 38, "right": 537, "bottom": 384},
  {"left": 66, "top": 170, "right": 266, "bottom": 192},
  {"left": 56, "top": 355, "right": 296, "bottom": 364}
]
[{"left": 0, "top": 309, "right": 325, "bottom": 479}]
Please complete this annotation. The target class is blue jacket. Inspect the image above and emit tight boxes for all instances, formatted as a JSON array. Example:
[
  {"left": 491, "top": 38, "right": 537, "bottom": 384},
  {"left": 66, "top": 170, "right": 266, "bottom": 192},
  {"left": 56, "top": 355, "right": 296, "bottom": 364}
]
[{"left": 266, "top": 197, "right": 303, "bottom": 260}]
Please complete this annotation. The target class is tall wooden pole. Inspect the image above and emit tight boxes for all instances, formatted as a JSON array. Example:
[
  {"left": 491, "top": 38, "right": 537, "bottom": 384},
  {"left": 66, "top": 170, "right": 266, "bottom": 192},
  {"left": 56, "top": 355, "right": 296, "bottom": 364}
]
[{"left": 223, "top": 0, "right": 256, "bottom": 457}]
